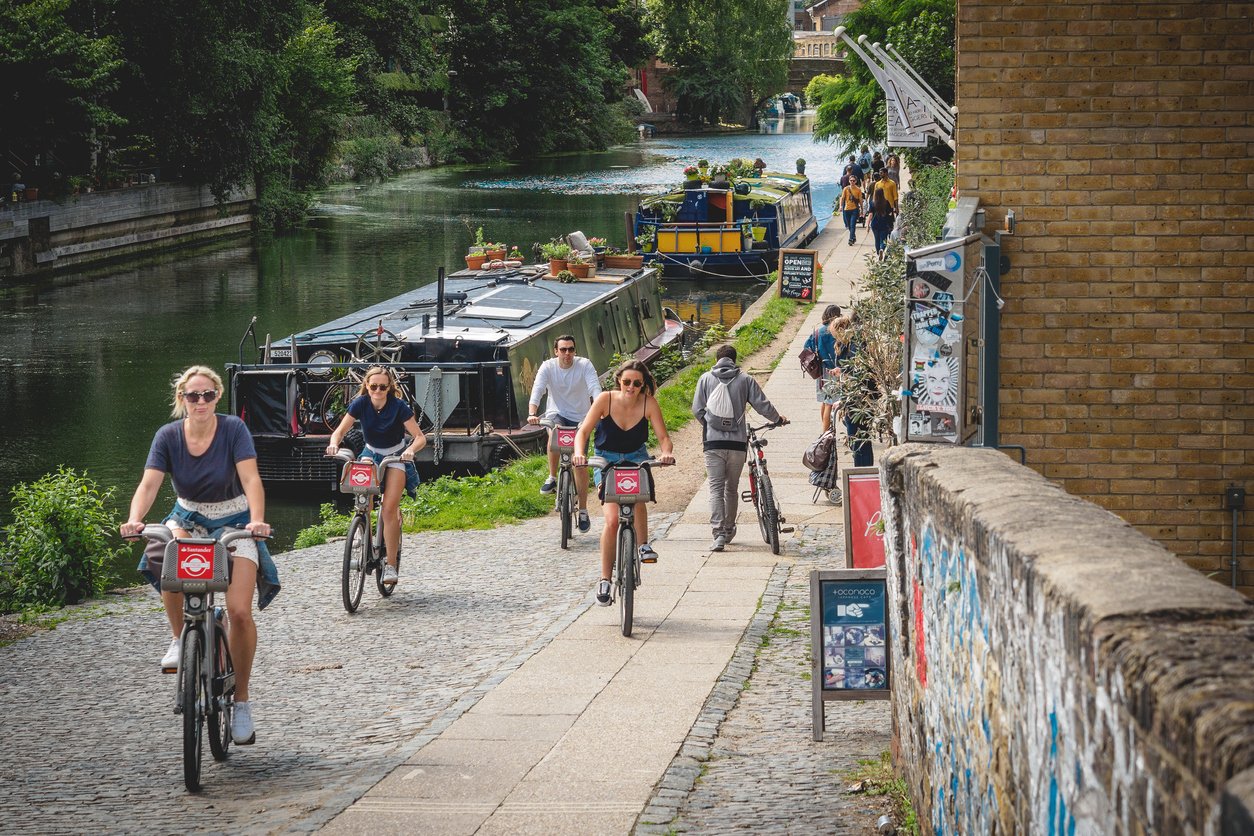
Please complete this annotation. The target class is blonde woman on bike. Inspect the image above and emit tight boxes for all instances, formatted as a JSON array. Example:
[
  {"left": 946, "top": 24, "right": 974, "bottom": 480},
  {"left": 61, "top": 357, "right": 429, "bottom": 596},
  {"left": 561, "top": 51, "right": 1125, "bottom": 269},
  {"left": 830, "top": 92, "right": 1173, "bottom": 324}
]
[
  {"left": 326, "top": 366, "right": 425, "bottom": 588},
  {"left": 120, "top": 365, "right": 276, "bottom": 745},
  {"left": 572, "top": 360, "right": 674, "bottom": 606}
]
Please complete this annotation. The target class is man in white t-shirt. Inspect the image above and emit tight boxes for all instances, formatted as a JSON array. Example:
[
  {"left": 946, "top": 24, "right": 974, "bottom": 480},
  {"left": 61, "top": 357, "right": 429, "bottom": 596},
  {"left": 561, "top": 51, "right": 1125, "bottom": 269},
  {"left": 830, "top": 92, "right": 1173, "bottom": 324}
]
[{"left": 528, "top": 334, "right": 601, "bottom": 532}]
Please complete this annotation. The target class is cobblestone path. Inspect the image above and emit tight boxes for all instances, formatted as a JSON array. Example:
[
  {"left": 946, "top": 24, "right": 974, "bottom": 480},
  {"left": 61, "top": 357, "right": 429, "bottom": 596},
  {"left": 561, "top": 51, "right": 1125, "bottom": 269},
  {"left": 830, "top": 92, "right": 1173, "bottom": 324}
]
[
  {"left": 0, "top": 515, "right": 673, "bottom": 834},
  {"left": 638, "top": 524, "right": 893, "bottom": 834}
]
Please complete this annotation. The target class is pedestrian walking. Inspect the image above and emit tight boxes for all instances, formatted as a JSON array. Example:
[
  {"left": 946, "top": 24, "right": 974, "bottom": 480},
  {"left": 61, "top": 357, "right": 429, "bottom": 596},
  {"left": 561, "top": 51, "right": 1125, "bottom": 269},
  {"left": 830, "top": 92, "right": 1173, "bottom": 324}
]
[
  {"left": 803, "top": 305, "right": 844, "bottom": 433},
  {"left": 869, "top": 189, "right": 895, "bottom": 258},
  {"left": 691, "top": 345, "right": 787, "bottom": 552},
  {"left": 839, "top": 176, "right": 863, "bottom": 246}
]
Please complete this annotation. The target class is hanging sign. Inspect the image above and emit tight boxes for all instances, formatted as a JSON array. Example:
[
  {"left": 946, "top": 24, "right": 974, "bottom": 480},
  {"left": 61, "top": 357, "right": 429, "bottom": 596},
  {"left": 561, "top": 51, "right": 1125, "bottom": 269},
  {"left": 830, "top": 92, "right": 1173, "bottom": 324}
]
[{"left": 778, "top": 249, "right": 817, "bottom": 300}]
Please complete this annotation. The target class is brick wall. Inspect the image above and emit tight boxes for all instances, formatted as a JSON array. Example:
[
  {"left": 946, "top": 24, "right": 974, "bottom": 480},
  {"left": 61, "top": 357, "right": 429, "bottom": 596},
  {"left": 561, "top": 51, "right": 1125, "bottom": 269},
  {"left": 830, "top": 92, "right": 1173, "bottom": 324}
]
[
  {"left": 954, "top": 1, "right": 1253, "bottom": 591},
  {"left": 882, "top": 444, "right": 1254, "bottom": 834}
]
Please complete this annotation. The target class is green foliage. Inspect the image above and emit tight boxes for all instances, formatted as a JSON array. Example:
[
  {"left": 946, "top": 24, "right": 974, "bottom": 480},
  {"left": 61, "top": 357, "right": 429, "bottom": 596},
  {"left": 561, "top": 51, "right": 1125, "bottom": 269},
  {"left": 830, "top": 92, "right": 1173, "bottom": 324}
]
[
  {"left": 0, "top": 468, "right": 125, "bottom": 613},
  {"left": 806, "top": 0, "right": 954, "bottom": 156},
  {"left": 837, "top": 251, "right": 906, "bottom": 451},
  {"left": 556, "top": 269, "right": 578, "bottom": 283},
  {"left": 845, "top": 752, "right": 920, "bottom": 834},
  {"left": 899, "top": 164, "right": 954, "bottom": 247},
  {"left": 647, "top": 0, "right": 793, "bottom": 125}
]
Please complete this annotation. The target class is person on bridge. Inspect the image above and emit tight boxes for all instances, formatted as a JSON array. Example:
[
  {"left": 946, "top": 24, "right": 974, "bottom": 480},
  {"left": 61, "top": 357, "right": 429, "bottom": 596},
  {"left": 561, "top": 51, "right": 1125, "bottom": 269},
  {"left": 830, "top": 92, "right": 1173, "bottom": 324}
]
[
  {"left": 573, "top": 359, "right": 674, "bottom": 606},
  {"left": 692, "top": 345, "right": 787, "bottom": 552},
  {"left": 528, "top": 334, "right": 601, "bottom": 533},
  {"left": 326, "top": 366, "right": 425, "bottom": 587},
  {"left": 120, "top": 365, "right": 276, "bottom": 746}
]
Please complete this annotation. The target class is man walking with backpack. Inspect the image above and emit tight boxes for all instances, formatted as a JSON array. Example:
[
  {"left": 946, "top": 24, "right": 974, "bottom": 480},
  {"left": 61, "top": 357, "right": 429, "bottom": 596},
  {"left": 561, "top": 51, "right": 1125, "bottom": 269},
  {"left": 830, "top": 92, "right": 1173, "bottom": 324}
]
[{"left": 692, "top": 346, "right": 787, "bottom": 552}]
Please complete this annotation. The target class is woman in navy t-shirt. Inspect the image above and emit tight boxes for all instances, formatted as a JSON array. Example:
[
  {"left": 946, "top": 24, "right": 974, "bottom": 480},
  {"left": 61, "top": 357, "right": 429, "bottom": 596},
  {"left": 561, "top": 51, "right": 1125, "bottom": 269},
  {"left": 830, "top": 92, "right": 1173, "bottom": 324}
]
[{"left": 326, "top": 367, "right": 425, "bottom": 587}]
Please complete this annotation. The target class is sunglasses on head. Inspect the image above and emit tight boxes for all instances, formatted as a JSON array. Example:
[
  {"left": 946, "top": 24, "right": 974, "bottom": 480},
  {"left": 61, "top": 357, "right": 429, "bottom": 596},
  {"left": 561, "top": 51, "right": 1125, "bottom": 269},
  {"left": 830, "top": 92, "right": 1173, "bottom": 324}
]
[
  {"left": 367, "top": 383, "right": 391, "bottom": 392},
  {"left": 183, "top": 389, "right": 218, "bottom": 404},
  {"left": 620, "top": 378, "right": 644, "bottom": 389}
]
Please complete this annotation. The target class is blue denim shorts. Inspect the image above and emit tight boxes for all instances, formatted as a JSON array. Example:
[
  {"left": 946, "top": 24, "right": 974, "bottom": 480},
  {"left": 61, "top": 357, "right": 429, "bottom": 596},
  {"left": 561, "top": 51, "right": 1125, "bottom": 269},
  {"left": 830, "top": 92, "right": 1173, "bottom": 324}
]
[{"left": 363, "top": 446, "right": 420, "bottom": 497}]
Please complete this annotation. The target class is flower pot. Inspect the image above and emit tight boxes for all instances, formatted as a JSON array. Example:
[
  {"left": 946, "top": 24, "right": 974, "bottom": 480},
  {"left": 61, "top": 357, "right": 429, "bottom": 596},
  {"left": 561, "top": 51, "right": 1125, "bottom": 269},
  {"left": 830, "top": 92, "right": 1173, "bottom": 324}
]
[
  {"left": 548, "top": 258, "right": 568, "bottom": 276},
  {"left": 24, "top": 188, "right": 38, "bottom": 201},
  {"left": 603, "top": 254, "right": 644, "bottom": 269},
  {"left": 487, "top": 248, "right": 506, "bottom": 260},
  {"left": 569, "top": 262, "right": 591, "bottom": 279},
  {"left": 466, "top": 253, "right": 488, "bottom": 270}
]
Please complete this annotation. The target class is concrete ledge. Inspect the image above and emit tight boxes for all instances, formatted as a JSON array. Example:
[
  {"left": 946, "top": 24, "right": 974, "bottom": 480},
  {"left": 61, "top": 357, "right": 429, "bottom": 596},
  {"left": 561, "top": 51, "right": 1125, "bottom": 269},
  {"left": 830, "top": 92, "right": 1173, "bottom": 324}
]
[{"left": 881, "top": 444, "right": 1254, "bottom": 834}]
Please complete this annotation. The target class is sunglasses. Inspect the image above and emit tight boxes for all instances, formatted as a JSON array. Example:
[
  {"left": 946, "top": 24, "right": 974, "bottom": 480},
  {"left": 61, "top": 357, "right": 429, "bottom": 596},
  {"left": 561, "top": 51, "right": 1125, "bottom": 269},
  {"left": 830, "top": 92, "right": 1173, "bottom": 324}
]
[
  {"left": 183, "top": 390, "right": 218, "bottom": 403},
  {"left": 367, "top": 383, "right": 391, "bottom": 392},
  {"left": 556, "top": 347, "right": 576, "bottom": 353},
  {"left": 620, "top": 378, "right": 645, "bottom": 389}
]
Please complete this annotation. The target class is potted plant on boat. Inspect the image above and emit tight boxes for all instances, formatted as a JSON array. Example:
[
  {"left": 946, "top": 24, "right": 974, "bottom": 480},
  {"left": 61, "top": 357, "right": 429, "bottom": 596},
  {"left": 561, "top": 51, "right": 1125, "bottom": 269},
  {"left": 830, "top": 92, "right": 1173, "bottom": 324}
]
[
  {"left": 540, "top": 240, "right": 573, "bottom": 275},
  {"left": 555, "top": 269, "right": 578, "bottom": 284},
  {"left": 508, "top": 246, "right": 526, "bottom": 263},
  {"left": 603, "top": 246, "right": 644, "bottom": 270},
  {"left": 486, "top": 241, "right": 507, "bottom": 260},
  {"left": 468, "top": 225, "right": 490, "bottom": 254},
  {"left": 697, "top": 159, "right": 710, "bottom": 180},
  {"left": 634, "top": 226, "right": 656, "bottom": 254},
  {"left": 465, "top": 250, "right": 489, "bottom": 270},
  {"left": 568, "top": 253, "right": 594, "bottom": 279},
  {"left": 683, "top": 165, "right": 701, "bottom": 190}
]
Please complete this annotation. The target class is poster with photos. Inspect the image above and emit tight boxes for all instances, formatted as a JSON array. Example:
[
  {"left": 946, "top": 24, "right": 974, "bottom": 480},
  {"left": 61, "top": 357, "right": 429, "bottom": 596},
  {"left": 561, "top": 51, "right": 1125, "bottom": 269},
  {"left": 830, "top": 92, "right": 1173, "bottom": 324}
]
[{"left": 820, "top": 578, "right": 888, "bottom": 692}]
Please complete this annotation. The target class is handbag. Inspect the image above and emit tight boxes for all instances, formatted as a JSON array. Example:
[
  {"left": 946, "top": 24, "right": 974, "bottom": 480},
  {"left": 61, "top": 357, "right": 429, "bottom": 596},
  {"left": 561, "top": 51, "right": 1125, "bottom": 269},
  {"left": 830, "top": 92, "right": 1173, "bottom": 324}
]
[
  {"left": 803, "top": 431, "right": 837, "bottom": 472},
  {"left": 799, "top": 328, "right": 823, "bottom": 379}
]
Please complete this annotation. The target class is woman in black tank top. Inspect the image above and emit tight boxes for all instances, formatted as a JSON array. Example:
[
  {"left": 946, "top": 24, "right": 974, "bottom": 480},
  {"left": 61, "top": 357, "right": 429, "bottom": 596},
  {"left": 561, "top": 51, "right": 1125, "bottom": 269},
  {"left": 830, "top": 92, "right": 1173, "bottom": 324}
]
[{"left": 574, "top": 360, "right": 675, "bottom": 605}]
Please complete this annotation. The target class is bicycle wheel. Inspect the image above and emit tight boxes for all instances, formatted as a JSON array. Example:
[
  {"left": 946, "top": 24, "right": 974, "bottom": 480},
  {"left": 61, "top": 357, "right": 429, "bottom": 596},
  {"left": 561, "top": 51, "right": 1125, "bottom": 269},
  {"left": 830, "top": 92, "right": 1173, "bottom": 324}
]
[
  {"left": 180, "top": 628, "right": 205, "bottom": 792},
  {"left": 749, "top": 467, "right": 770, "bottom": 544},
  {"left": 207, "top": 615, "right": 233, "bottom": 762},
  {"left": 558, "top": 469, "right": 573, "bottom": 550},
  {"left": 617, "top": 521, "right": 636, "bottom": 638},
  {"left": 376, "top": 509, "right": 401, "bottom": 597},
  {"left": 758, "top": 470, "right": 781, "bottom": 555},
  {"left": 342, "top": 514, "right": 369, "bottom": 613}
]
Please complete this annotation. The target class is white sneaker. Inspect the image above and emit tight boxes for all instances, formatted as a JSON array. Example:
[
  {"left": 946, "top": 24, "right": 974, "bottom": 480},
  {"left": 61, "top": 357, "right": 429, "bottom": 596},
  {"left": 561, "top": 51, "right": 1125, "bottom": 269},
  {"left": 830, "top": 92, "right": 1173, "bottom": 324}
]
[
  {"left": 232, "top": 700, "right": 256, "bottom": 745},
  {"left": 160, "top": 638, "right": 180, "bottom": 669},
  {"left": 382, "top": 564, "right": 399, "bottom": 586}
]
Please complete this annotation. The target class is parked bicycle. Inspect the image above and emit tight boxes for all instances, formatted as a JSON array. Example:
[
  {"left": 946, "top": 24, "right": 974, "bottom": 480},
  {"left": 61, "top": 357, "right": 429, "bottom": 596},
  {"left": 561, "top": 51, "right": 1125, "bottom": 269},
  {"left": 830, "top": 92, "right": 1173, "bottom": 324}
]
[
  {"left": 582, "top": 457, "right": 671, "bottom": 637},
  {"left": 125, "top": 525, "right": 262, "bottom": 792},
  {"left": 330, "top": 449, "right": 404, "bottom": 612},
  {"left": 540, "top": 417, "right": 581, "bottom": 549},
  {"left": 742, "top": 421, "right": 790, "bottom": 555}
]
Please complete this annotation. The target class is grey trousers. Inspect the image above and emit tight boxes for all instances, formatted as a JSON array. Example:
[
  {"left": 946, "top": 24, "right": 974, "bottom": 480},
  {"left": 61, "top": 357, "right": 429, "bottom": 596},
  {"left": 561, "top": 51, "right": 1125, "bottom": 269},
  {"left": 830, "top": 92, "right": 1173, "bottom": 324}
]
[{"left": 705, "top": 448, "right": 748, "bottom": 536}]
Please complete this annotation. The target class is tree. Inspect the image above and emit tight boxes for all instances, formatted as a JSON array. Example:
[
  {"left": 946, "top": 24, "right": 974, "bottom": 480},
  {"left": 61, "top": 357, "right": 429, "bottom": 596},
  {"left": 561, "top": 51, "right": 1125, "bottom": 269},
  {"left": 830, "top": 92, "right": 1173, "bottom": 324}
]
[
  {"left": 647, "top": 0, "right": 792, "bottom": 126},
  {"left": 444, "top": 0, "right": 638, "bottom": 160},
  {"left": 0, "top": 0, "right": 124, "bottom": 181},
  {"left": 806, "top": 0, "right": 954, "bottom": 160}
]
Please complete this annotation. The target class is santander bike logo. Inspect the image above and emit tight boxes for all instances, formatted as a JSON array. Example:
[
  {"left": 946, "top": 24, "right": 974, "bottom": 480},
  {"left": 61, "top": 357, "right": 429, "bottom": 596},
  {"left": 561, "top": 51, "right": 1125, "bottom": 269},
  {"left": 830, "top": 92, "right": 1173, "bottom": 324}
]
[
  {"left": 557, "top": 429, "right": 577, "bottom": 447},
  {"left": 614, "top": 471, "right": 640, "bottom": 495},
  {"left": 177, "top": 543, "right": 216, "bottom": 579},
  {"left": 349, "top": 463, "right": 374, "bottom": 487}
]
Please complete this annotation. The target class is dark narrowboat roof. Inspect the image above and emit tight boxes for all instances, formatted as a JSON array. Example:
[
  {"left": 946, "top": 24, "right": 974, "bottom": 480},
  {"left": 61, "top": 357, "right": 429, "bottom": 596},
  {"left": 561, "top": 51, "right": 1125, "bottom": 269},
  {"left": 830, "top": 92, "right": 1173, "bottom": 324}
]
[{"left": 284, "top": 264, "right": 656, "bottom": 350}]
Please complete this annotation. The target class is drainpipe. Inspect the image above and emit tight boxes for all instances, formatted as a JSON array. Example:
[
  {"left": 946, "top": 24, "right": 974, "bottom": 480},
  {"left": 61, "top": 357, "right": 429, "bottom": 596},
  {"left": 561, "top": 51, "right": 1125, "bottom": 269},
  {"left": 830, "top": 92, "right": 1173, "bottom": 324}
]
[{"left": 1228, "top": 485, "right": 1246, "bottom": 588}]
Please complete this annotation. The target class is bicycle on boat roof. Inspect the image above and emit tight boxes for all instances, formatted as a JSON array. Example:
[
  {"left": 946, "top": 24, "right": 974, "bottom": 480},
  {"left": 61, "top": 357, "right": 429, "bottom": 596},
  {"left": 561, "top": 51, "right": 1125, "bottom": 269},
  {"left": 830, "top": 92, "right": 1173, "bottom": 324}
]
[
  {"left": 329, "top": 449, "right": 405, "bottom": 613},
  {"left": 125, "top": 525, "right": 265, "bottom": 792}
]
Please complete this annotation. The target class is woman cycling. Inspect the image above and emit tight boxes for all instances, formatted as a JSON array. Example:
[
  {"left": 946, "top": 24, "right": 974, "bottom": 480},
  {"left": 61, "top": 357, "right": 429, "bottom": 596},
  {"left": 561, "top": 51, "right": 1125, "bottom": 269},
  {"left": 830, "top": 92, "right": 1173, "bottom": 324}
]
[
  {"left": 120, "top": 365, "right": 276, "bottom": 746},
  {"left": 326, "top": 366, "right": 425, "bottom": 587},
  {"left": 572, "top": 360, "right": 674, "bottom": 607}
]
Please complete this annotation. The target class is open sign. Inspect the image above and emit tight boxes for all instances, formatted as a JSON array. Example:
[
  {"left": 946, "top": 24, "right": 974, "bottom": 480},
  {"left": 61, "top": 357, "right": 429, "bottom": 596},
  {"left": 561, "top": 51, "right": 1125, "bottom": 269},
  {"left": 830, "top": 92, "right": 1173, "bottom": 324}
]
[{"left": 177, "top": 543, "right": 216, "bottom": 580}]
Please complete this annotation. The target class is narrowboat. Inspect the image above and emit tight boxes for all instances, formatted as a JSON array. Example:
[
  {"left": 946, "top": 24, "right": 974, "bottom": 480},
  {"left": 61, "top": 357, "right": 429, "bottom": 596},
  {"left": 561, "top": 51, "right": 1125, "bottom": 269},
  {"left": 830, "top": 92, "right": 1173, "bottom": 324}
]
[
  {"left": 226, "top": 261, "right": 681, "bottom": 487},
  {"left": 633, "top": 167, "right": 818, "bottom": 279}
]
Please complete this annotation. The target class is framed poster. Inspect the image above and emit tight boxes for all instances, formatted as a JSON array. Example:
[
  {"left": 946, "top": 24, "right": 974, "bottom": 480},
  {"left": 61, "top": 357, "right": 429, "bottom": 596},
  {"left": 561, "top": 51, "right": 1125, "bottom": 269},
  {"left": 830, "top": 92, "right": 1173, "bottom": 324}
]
[
  {"left": 778, "top": 248, "right": 817, "bottom": 300},
  {"left": 842, "top": 467, "right": 886, "bottom": 569},
  {"left": 810, "top": 569, "right": 890, "bottom": 740}
]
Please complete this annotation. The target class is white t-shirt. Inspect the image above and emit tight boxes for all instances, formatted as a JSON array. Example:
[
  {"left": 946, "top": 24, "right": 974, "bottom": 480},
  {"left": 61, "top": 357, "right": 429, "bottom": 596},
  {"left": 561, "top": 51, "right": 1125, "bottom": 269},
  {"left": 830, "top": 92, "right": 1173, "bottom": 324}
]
[{"left": 529, "top": 356, "right": 600, "bottom": 421}]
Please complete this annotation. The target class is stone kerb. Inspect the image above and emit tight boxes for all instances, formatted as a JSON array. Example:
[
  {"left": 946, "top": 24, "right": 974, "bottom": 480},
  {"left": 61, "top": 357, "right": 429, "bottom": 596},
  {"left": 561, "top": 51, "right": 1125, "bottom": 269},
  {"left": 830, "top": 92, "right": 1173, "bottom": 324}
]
[{"left": 879, "top": 444, "right": 1254, "bottom": 835}]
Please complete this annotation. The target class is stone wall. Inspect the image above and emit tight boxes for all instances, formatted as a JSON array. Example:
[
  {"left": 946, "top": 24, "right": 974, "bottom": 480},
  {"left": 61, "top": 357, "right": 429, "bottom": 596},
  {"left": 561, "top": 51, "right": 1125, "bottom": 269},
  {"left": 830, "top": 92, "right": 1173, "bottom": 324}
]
[
  {"left": 881, "top": 444, "right": 1254, "bottom": 834},
  {"left": 0, "top": 182, "right": 253, "bottom": 278},
  {"left": 953, "top": 0, "right": 1253, "bottom": 590}
]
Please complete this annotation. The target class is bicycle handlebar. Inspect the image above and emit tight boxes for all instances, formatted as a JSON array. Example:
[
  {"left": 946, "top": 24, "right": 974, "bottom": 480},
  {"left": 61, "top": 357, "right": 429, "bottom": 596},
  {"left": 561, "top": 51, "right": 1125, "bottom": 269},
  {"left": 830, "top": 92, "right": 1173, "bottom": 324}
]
[
  {"left": 122, "top": 525, "right": 270, "bottom": 545},
  {"left": 327, "top": 449, "right": 406, "bottom": 467},
  {"left": 538, "top": 417, "right": 580, "bottom": 430},
  {"left": 749, "top": 419, "right": 789, "bottom": 432},
  {"left": 580, "top": 457, "right": 675, "bottom": 469}
]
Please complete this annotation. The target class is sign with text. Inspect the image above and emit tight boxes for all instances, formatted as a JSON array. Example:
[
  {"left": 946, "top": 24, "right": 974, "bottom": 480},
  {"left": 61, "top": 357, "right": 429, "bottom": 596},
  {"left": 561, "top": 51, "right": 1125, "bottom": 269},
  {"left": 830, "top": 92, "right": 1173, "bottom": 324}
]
[
  {"left": 842, "top": 467, "right": 886, "bottom": 569},
  {"left": 810, "top": 569, "right": 890, "bottom": 739},
  {"left": 778, "top": 249, "right": 817, "bottom": 300}
]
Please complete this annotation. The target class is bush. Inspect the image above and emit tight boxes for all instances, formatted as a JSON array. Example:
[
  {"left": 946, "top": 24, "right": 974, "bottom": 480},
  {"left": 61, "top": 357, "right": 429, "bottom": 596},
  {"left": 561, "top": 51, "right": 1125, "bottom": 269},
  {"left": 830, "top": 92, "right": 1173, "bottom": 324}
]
[{"left": 0, "top": 468, "right": 125, "bottom": 612}]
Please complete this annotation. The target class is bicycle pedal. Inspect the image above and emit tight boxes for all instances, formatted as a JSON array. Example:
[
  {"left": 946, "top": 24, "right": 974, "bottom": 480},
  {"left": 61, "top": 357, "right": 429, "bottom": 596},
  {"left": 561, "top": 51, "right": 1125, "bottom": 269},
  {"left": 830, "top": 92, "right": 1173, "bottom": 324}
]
[
  {"left": 781, "top": 526, "right": 795, "bottom": 533},
  {"left": 161, "top": 666, "right": 178, "bottom": 675},
  {"left": 740, "top": 491, "right": 753, "bottom": 502}
]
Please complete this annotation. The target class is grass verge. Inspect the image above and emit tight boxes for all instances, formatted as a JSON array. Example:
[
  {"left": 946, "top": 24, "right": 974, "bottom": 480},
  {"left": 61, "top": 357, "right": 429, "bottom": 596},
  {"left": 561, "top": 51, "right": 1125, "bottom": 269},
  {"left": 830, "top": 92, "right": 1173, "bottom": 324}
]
[{"left": 845, "top": 751, "right": 919, "bottom": 834}]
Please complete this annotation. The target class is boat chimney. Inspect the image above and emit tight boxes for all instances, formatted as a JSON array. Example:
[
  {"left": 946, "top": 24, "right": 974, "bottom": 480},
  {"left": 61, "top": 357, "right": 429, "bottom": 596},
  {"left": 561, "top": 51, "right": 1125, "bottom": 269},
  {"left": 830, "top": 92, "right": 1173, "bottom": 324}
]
[
  {"left": 422, "top": 313, "right": 430, "bottom": 334},
  {"left": 436, "top": 266, "right": 445, "bottom": 332}
]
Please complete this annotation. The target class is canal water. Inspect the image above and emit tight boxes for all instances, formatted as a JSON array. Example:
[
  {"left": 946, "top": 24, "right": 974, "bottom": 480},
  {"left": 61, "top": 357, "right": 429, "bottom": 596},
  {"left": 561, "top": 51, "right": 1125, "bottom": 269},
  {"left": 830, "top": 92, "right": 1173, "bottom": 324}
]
[{"left": 0, "top": 116, "right": 838, "bottom": 558}]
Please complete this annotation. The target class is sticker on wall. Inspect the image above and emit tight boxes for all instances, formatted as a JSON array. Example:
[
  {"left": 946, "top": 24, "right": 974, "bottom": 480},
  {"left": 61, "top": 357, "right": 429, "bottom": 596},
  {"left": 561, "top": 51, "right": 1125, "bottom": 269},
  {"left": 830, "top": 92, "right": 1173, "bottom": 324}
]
[
  {"left": 916, "top": 269, "right": 953, "bottom": 292},
  {"left": 913, "top": 355, "right": 959, "bottom": 412}
]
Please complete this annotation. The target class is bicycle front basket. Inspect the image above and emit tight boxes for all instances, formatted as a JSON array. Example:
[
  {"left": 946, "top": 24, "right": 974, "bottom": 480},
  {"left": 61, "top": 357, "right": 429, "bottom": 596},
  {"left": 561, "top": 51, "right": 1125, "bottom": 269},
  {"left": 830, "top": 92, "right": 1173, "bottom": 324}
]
[
  {"left": 602, "top": 464, "right": 650, "bottom": 505},
  {"left": 339, "top": 459, "right": 381, "bottom": 495},
  {"left": 161, "top": 538, "right": 230, "bottom": 594},
  {"left": 549, "top": 426, "right": 578, "bottom": 453}
]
